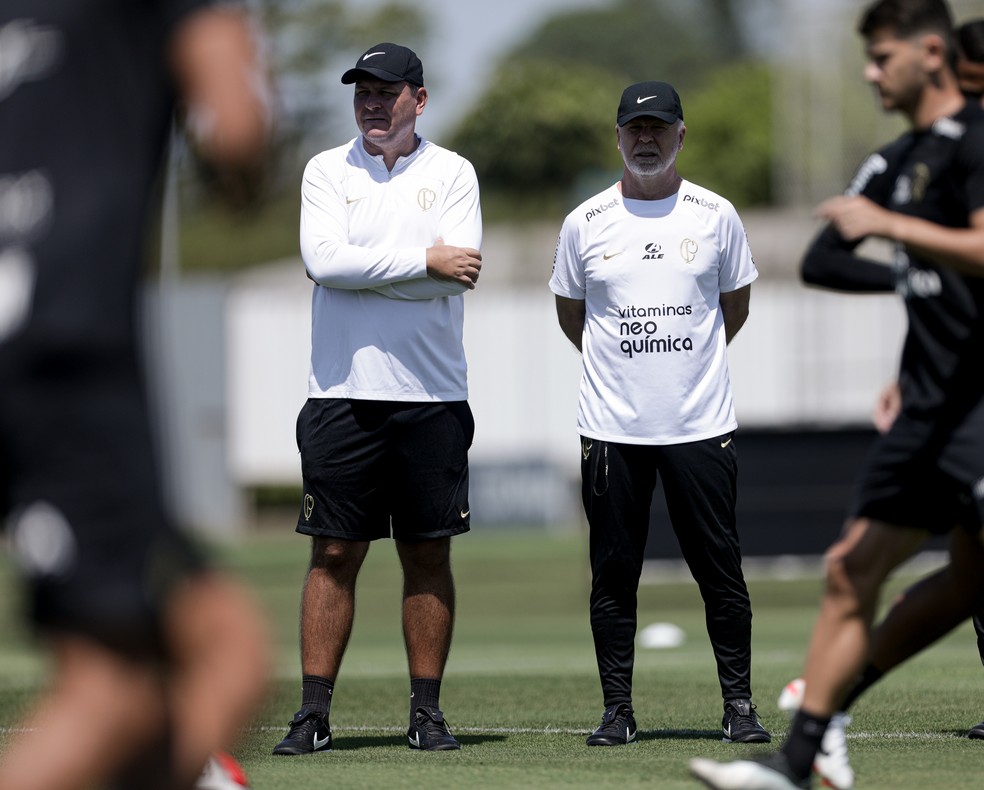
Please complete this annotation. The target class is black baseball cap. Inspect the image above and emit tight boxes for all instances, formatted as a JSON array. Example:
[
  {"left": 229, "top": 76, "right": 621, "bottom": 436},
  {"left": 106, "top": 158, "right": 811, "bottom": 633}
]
[
  {"left": 617, "top": 81, "right": 683, "bottom": 126},
  {"left": 341, "top": 43, "right": 424, "bottom": 87}
]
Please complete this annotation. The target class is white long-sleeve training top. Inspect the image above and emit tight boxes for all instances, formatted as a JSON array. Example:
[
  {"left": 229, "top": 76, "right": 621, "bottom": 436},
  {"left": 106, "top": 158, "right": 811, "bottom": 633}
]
[{"left": 300, "top": 136, "right": 482, "bottom": 401}]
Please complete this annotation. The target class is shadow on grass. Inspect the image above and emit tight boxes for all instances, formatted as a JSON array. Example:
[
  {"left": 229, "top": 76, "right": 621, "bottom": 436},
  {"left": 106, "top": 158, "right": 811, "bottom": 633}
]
[
  {"left": 637, "top": 728, "right": 724, "bottom": 742},
  {"left": 328, "top": 734, "right": 509, "bottom": 750}
]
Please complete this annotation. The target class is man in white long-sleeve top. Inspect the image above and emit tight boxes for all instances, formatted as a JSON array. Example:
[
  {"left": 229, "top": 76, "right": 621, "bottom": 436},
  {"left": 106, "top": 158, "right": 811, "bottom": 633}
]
[{"left": 272, "top": 42, "right": 483, "bottom": 756}]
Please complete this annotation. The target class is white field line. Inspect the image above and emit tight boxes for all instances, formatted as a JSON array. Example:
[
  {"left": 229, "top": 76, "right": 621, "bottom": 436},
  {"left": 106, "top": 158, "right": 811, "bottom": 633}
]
[
  {"left": 0, "top": 724, "right": 967, "bottom": 742},
  {"left": 249, "top": 724, "right": 967, "bottom": 740}
]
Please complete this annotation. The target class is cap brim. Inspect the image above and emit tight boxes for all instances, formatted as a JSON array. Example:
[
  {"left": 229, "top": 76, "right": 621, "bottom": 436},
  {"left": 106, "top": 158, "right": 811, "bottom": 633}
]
[
  {"left": 618, "top": 110, "right": 680, "bottom": 126},
  {"left": 341, "top": 67, "right": 408, "bottom": 85}
]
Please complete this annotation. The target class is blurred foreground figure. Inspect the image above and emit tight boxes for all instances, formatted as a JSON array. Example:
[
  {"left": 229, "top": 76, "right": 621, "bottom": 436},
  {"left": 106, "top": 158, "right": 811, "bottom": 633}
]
[
  {"left": 0, "top": 2, "right": 274, "bottom": 789},
  {"left": 690, "top": 1, "right": 984, "bottom": 788},
  {"left": 956, "top": 17, "right": 984, "bottom": 97},
  {"left": 858, "top": 14, "right": 984, "bottom": 753}
]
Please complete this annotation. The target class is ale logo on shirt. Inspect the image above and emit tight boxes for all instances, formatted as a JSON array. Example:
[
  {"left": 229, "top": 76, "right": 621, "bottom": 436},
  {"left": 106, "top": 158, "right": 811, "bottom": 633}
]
[
  {"left": 642, "top": 243, "right": 663, "bottom": 260},
  {"left": 417, "top": 187, "right": 437, "bottom": 211},
  {"left": 680, "top": 238, "right": 698, "bottom": 264}
]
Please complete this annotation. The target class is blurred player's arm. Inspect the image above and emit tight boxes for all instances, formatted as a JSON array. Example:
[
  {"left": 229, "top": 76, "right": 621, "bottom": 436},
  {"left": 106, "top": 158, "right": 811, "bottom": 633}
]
[
  {"left": 169, "top": 4, "right": 275, "bottom": 206},
  {"left": 817, "top": 197, "right": 984, "bottom": 278},
  {"left": 719, "top": 284, "right": 750, "bottom": 344},
  {"left": 555, "top": 295, "right": 585, "bottom": 353},
  {"left": 800, "top": 224, "right": 896, "bottom": 292}
]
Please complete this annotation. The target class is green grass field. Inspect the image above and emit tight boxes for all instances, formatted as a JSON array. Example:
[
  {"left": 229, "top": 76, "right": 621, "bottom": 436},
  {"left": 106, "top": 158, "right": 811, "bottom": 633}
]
[{"left": 0, "top": 528, "right": 980, "bottom": 789}]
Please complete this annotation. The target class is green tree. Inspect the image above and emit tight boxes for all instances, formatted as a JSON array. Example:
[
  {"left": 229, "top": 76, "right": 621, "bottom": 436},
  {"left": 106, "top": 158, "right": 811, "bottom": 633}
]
[
  {"left": 258, "top": 1, "right": 427, "bottom": 147},
  {"left": 447, "top": 59, "right": 625, "bottom": 218},
  {"left": 447, "top": 0, "right": 773, "bottom": 218},
  {"left": 676, "top": 61, "right": 773, "bottom": 207},
  {"left": 177, "top": 1, "right": 429, "bottom": 271},
  {"left": 509, "top": 0, "right": 750, "bottom": 93}
]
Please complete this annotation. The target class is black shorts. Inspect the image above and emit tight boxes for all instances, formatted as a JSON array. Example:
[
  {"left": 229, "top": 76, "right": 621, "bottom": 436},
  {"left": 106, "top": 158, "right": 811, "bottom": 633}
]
[
  {"left": 850, "top": 412, "right": 984, "bottom": 534},
  {"left": 296, "top": 398, "right": 473, "bottom": 542},
  {"left": 0, "top": 355, "right": 205, "bottom": 656}
]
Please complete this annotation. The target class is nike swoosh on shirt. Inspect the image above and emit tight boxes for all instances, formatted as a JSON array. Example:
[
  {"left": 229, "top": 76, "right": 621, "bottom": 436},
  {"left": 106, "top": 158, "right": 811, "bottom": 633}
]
[
  {"left": 346, "top": 196, "right": 365, "bottom": 204},
  {"left": 603, "top": 251, "right": 623, "bottom": 260},
  {"left": 636, "top": 95, "right": 658, "bottom": 103}
]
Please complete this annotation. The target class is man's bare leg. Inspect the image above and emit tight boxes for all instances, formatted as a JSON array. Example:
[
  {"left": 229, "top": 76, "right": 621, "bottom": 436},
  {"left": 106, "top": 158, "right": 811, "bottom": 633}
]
[
  {"left": 398, "top": 537, "right": 454, "bottom": 679},
  {"left": 0, "top": 638, "right": 165, "bottom": 790},
  {"left": 300, "top": 538, "right": 370, "bottom": 679},
  {"left": 800, "top": 519, "right": 925, "bottom": 716},
  {"left": 866, "top": 528, "right": 984, "bottom": 675},
  {"left": 165, "top": 574, "right": 270, "bottom": 785}
]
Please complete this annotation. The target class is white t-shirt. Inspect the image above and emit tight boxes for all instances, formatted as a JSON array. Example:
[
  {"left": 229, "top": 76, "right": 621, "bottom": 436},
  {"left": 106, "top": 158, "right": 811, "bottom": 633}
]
[
  {"left": 549, "top": 180, "right": 757, "bottom": 445},
  {"left": 300, "top": 136, "right": 482, "bottom": 401}
]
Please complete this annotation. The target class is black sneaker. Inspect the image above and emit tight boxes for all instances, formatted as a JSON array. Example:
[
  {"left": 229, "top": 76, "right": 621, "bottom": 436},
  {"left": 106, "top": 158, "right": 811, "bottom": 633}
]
[
  {"left": 271, "top": 707, "right": 332, "bottom": 755},
  {"left": 969, "top": 720, "right": 984, "bottom": 739},
  {"left": 722, "top": 698, "right": 771, "bottom": 743},
  {"left": 586, "top": 703, "right": 637, "bottom": 746},
  {"left": 407, "top": 706, "right": 460, "bottom": 751}
]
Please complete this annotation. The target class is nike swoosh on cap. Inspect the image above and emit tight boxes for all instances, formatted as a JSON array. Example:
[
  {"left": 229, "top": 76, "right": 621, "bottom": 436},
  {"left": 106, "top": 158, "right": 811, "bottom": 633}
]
[
  {"left": 362, "top": 51, "right": 385, "bottom": 60},
  {"left": 636, "top": 95, "right": 658, "bottom": 104}
]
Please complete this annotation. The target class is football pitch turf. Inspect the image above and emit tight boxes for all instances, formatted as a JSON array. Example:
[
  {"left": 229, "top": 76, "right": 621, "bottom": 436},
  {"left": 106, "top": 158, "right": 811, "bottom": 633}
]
[{"left": 0, "top": 528, "right": 981, "bottom": 789}]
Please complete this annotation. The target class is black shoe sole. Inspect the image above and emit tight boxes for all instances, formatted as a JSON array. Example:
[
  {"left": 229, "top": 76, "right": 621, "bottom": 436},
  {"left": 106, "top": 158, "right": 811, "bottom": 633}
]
[
  {"left": 586, "top": 735, "right": 636, "bottom": 746},
  {"left": 409, "top": 743, "right": 461, "bottom": 751},
  {"left": 272, "top": 745, "right": 331, "bottom": 755},
  {"left": 723, "top": 734, "right": 772, "bottom": 744}
]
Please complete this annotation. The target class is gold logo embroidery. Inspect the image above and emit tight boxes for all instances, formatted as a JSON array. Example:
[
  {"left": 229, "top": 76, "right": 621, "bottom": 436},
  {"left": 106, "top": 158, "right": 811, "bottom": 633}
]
[
  {"left": 680, "top": 238, "right": 698, "bottom": 263},
  {"left": 417, "top": 187, "right": 437, "bottom": 211},
  {"left": 303, "top": 494, "right": 314, "bottom": 521}
]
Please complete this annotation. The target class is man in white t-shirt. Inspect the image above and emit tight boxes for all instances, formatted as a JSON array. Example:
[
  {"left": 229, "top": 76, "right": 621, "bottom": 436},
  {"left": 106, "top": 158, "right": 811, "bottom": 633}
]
[
  {"left": 272, "top": 42, "right": 483, "bottom": 755},
  {"left": 549, "top": 80, "right": 769, "bottom": 747}
]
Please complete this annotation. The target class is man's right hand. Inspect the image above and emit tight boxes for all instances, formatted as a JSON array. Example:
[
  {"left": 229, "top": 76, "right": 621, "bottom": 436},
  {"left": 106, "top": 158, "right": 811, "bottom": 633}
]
[{"left": 426, "top": 239, "right": 482, "bottom": 289}]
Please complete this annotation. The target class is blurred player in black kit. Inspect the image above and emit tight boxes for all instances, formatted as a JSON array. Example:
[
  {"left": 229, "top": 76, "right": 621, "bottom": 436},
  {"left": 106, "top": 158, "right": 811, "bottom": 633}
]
[
  {"left": 956, "top": 18, "right": 984, "bottom": 97},
  {"left": 691, "top": 1, "right": 984, "bottom": 788},
  {"left": 0, "top": 2, "right": 274, "bottom": 789},
  {"left": 856, "top": 12, "right": 984, "bottom": 754}
]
